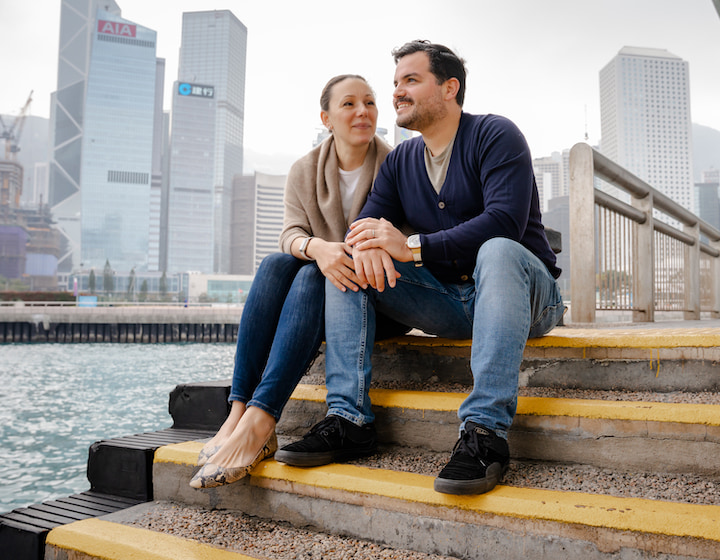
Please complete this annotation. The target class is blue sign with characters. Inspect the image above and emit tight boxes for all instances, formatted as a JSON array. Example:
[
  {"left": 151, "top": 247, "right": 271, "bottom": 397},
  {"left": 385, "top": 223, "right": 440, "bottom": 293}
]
[{"left": 178, "top": 82, "right": 214, "bottom": 98}]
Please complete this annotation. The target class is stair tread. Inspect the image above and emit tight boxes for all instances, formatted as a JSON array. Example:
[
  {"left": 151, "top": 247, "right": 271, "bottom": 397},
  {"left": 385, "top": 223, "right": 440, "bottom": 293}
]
[
  {"left": 47, "top": 513, "right": 456, "bottom": 560},
  {"left": 385, "top": 326, "right": 720, "bottom": 349},
  {"left": 291, "top": 384, "right": 720, "bottom": 425},
  {"left": 154, "top": 441, "right": 720, "bottom": 542}
]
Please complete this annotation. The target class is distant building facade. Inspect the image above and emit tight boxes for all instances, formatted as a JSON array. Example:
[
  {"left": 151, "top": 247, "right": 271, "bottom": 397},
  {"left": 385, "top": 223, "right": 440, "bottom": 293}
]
[
  {"left": 166, "top": 10, "right": 247, "bottom": 274},
  {"left": 599, "top": 47, "right": 694, "bottom": 213},
  {"left": 253, "top": 173, "right": 286, "bottom": 272},
  {"left": 230, "top": 175, "right": 255, "bottom": 275},
  {"left": 48, "top": 1, "right": 164, "bottom": 273},
  {"left": 695, "top": 169, "right": 720, "bottom": 231},
  {"left": 166, "top": 82, "right": 217, "bottom": 273},
  {"left": 533, "top": 151, "right": 569, "bottom": 213}
]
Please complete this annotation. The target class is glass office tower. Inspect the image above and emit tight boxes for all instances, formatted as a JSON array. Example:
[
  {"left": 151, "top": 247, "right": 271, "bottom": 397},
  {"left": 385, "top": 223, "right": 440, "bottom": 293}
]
[
  {"left": 49, "top": 1, "right": 160, "bottom": 272},
  {"left": 599, "top": 47, "right": 694, "bottom": 213},
  {"left": 167, "top": 10, "right": 247, "bottom": 274}
]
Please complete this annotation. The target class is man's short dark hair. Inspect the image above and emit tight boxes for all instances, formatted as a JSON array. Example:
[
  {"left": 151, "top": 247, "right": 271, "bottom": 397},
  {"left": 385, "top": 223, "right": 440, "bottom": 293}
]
[{"left": 392, "top": 40, "right": 467, "bottom": 107}]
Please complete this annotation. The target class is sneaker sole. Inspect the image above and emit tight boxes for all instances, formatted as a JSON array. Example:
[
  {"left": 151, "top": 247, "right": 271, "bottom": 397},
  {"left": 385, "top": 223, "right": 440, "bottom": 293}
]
[
  {"left": 433, "top": 462, "right": 508, "bottom": 495},
  {"left": 274, "top": 445, "right": 377, "bottom": 467}
]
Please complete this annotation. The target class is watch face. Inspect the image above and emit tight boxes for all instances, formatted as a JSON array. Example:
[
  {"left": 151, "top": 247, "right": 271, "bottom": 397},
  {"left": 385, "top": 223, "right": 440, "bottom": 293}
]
[{"left": 408, "top": 235, "right": 421, "bottom": 249}]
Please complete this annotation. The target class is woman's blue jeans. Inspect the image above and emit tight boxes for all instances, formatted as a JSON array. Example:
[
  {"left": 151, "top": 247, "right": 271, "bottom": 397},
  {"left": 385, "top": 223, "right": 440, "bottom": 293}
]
[
  {"left": 324, "top": 238, "right": 565, "bottom": 438},
  {"left": 229, "top": 253, "right": 325, "bottom": 420}
]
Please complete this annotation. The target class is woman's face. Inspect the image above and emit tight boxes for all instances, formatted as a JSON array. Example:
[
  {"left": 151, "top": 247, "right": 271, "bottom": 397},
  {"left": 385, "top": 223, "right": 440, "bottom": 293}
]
[{"left": 321, "top": 78, "right": 378, "bottom": 148}]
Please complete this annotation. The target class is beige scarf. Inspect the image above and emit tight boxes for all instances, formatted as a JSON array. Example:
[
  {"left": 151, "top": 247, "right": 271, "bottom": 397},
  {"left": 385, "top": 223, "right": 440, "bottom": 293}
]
[{"left": 279, "top": 135, "right": 392, "bottom": 253}]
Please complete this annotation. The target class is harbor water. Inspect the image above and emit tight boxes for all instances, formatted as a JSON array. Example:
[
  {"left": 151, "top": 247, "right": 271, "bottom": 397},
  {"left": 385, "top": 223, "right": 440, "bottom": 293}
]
[{"left": 0, "top": 342, "right": 236, "bottom": 513}]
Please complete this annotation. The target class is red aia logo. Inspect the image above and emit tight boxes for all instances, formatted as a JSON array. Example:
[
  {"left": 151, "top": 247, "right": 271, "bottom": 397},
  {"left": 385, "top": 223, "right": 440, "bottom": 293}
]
[{"left": 97, "top": 20, "right": 137, "bottom": 38}]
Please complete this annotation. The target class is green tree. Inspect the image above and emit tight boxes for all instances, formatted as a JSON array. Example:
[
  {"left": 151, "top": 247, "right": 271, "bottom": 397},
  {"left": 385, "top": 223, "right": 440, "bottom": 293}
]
[
  {"left": 159, "top": 271, "right": 168, "bottom": 300},
  {"left": 139, "top": 279, "right": 148, "bottom": 302},
  {"left": 103, "top": 260, "right": 114, "bottom": 295},
  {"left": 0, "top": 275, "right": 29, "bottom": 292},
  {"left": 88, "top": 270, "right": 96, "bottom": 294},
  {"left": 127, "top": 267, "right": 136, "bottom": 299}
]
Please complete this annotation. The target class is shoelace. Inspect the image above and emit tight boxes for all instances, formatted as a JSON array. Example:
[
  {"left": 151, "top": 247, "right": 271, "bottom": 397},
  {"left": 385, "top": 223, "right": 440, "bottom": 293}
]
[
  {"left": 308, "top": 416, "right": 343, "bottom": 442},
  {"left": 453, "top": 428, "right": 490, "bottom": 464}
]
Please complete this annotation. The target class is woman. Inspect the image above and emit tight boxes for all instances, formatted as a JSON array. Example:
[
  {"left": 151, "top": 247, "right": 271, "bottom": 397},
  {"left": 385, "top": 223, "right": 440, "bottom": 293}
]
[{"left": 190, "top": 74, "right": 392, "bottom": 488}]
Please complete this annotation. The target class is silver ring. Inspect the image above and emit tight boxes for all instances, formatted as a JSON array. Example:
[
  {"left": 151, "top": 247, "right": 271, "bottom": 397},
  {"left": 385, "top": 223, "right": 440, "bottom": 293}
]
[{"left": 371, "top": 229, "right": 376, "bottom": 238}]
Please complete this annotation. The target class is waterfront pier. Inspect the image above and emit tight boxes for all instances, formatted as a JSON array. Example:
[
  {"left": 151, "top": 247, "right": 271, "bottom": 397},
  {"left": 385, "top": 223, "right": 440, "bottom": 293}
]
[{"left": 0, "top": 304, "right": 241, "bottom": 343}]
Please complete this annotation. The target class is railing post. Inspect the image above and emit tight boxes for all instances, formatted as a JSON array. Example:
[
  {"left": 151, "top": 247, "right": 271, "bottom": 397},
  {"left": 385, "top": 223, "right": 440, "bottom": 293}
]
[
  {"left": 684, "top": 223, "right": 700, "bottom": 320},
  {"left": 712, "top": 240, "right": 720, "bottom": 318},
  {"left": 631, "top": 193, "right": 653, "bottom": 322},
  {"left": 569, "top": 143, "right": 596, "bottom": 323}
]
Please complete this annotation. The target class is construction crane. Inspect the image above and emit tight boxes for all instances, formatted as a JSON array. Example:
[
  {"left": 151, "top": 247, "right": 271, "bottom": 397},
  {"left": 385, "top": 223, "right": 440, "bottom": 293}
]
[
  {"left": 0, "top": 91, "right": 32, "bottom": 212},
  {"left": 0, "top": 90, "right": 33, "bottom": 160}
]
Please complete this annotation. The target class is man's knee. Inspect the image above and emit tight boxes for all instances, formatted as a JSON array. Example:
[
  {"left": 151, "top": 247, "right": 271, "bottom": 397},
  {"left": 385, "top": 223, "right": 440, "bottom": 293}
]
[{"left": 476, "top": 237, "right": 524, "bottom": 269}]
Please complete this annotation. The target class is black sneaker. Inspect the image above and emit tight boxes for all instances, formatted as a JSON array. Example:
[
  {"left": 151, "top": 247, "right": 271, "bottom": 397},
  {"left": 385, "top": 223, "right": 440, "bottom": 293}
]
[
  {"left": 274, "top": 415, "right": 377, "bottom": 467},
  {"left": 434, "top": 422, "right": 510, "bottom": 495}
]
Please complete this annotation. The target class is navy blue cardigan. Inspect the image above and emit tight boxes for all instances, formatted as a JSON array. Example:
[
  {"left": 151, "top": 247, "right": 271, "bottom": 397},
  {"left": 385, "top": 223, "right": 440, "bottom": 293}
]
[{"left": 357, "top": 112, "right": 560, "bottom": 283}]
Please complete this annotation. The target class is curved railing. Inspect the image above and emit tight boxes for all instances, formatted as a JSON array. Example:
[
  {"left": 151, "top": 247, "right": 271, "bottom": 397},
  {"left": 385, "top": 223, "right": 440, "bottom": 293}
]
[{"left": 569, "top": 143, "right": 720, "bottom": 323}]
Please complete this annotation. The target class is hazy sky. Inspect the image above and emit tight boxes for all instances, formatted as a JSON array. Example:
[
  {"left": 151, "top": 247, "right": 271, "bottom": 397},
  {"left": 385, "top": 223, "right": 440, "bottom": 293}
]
[{"left": 1, "top": 0, "right": 719, "bottom": 174}]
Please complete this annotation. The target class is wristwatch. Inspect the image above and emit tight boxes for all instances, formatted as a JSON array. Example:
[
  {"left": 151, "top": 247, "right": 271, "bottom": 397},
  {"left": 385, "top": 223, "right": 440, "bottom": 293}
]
[
  {"left": 406, "top": 234, "right": 423, "bottom": 267},
  {"left": 299, "top": 236, "right": 314, "bottom": 260}
]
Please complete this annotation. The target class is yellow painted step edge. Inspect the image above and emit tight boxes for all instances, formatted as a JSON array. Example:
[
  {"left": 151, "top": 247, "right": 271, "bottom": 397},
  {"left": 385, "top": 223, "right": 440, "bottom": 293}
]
[
  {"left": 46, "top": 517, "right": 257, "bottom": 560},
  {"left": 155, "top": 441, "right": 720, "bottom": 543},
  {"left": 386, "top": 327, "right": 720, "bottom": 349},
  {"left": 290, "top": 384, "right": 720, "bottom": 426}
]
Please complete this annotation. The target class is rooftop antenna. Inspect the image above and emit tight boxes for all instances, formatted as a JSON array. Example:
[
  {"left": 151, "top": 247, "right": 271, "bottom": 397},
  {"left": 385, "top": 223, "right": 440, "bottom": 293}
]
[{"left": 584, "top": 104, "right": 589, "bottom": 141}]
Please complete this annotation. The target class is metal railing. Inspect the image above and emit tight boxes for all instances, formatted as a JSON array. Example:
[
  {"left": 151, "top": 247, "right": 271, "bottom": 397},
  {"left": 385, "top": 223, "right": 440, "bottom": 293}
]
[{"left": 569, "top": 142, "right": 720, "bottom": 323}]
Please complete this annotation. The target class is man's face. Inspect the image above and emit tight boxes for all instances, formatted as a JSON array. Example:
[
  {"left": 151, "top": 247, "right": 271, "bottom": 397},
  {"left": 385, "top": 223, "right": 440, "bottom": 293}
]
[{"left": 393, "top": 51, "right": 447, "bottom": 132}]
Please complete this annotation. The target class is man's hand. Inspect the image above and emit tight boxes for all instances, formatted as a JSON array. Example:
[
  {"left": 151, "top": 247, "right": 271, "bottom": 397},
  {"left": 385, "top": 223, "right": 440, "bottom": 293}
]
[
  {"left": 351, "top": 246, "right": 400, "bottom": 292},
  {"left": 346, "top": 217, "right": 413, "bottom": 262}
]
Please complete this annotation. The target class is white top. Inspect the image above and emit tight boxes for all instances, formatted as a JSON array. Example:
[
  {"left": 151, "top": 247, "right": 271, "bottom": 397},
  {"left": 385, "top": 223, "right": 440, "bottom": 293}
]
[{"left": 338, "top": 166, "right": 363, "bottom": 220}]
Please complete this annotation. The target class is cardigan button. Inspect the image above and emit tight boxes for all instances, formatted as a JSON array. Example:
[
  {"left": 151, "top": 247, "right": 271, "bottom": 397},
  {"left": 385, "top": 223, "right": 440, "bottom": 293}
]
[
  {"left": 460, "top": 275, "right": 469, "bottom": 282},
  {"left": 438, "top": 201, "right": 446, "bottom": 209}
]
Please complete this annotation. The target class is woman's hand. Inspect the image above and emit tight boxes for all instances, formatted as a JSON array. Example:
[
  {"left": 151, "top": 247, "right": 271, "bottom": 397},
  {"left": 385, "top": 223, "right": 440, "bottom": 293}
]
[{"left": 306, "top": 239, "right": 362, "bottom": 292}]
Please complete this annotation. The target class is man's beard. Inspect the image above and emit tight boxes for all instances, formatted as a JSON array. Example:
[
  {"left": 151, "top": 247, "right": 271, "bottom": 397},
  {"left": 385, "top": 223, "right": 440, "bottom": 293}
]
[{"left": 395, "top": 94, "right": 447, "bottom": 131}]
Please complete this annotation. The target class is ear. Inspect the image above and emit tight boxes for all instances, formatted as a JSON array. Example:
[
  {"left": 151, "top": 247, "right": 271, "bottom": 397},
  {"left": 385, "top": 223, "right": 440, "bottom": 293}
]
[
  {"left": 443, "top": 78, "right": 460, "bottom": 102},
  {"left": 320, "top": 110, "right": 332, "bottom": 130}
]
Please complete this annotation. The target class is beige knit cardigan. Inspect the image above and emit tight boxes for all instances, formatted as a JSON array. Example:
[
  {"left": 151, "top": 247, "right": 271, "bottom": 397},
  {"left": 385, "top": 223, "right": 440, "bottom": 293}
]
[{"left": 279, "top": 135, "right": 392, "bottom": 254}]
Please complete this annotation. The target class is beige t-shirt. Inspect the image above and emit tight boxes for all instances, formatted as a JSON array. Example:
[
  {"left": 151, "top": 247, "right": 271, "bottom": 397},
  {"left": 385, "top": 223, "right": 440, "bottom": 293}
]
[{"left": 424, "top": 135, "right": 457, "bottom": 194}]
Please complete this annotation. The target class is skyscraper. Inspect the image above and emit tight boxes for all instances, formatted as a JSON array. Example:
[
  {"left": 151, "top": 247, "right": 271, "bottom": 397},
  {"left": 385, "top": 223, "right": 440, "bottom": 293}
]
[
  {"left": 599, "top": 47, "right": 694, "bottom": 213},
  {"left": 49, "top": 0, "right": 163, "bottom": 272},
  {"left": 167, "top": 10, "right": 247, "bottom": 274},
  {"left": 252, "top": 173, "right": 285, "bottom": 271},
  {"left": 533, "top": 152, "right": 565, "bottom": 213}
]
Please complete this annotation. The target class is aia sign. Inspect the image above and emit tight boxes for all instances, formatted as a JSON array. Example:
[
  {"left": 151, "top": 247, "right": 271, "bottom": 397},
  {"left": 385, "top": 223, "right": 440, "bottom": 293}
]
[{"left": 97, "top": 20, "right": 137, "bottom": 38}]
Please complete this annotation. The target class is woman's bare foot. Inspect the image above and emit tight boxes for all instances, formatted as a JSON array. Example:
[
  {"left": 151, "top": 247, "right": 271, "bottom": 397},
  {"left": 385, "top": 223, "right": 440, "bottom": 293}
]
[
  {"left": 197, "top": 401, "right": 246, "bottom": 465},
  {"left": 204, "top": 406, "right": 276, "bottom": 469}
]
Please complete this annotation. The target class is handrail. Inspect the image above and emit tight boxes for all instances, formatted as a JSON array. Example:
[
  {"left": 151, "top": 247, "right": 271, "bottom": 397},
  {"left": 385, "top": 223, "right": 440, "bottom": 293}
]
[
  {"left": 569, "top": 142, "right": 720, "bottom": 323},
  {"left": 592, "top": 148, "right": 720, "bottom": 240}
]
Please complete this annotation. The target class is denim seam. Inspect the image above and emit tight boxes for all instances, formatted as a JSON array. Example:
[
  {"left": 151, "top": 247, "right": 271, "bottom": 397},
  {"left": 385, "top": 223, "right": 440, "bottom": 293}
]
[
  {"left": 246, "top": 398, "right": 281, "bottom": 421},
  {"left": 396, "top": 277, "right": 474, "bottom": 305},
  {"left": 356, "top": 292, "right": 368, "bottom": 412}
]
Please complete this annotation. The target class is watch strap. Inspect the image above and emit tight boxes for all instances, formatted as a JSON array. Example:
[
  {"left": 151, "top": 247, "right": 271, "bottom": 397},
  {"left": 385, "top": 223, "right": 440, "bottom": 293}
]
[{"left": 299, "top": 236, "right": 314, "bottom": 260}]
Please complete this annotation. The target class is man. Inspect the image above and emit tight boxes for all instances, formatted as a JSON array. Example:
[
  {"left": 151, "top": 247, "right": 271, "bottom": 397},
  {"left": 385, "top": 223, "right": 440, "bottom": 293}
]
[{"left": 275, "top": 40, "right": 565, "bottom": 495}]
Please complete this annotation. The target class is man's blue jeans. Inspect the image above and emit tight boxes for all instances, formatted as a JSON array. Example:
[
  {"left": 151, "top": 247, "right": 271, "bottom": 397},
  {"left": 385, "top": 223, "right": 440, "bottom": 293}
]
[
  {"left": 229, "top": 253, "right": 325, "bottom": 420},
  {"left": 324, "top": 238, "right": 565, "bottom": 438}
]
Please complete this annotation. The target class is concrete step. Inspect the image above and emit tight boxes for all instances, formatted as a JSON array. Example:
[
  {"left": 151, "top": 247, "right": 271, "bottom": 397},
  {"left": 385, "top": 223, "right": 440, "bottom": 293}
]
[
  {"left": 300, "top": 327, "right": 720, "bottom": 392},
  {"left": 278, "top": 384, "right": 720, "bottom": 476},
  {"left": 144, "top": 441, "right": 720, "bottom": 560},
  {"left": 44, "top": 516, "right": 260, "bottom": 560}
]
